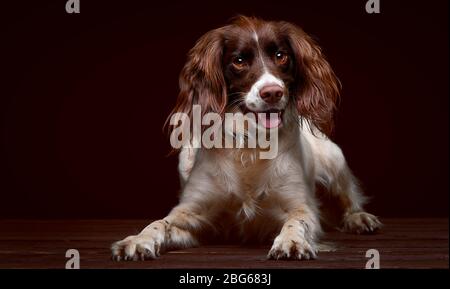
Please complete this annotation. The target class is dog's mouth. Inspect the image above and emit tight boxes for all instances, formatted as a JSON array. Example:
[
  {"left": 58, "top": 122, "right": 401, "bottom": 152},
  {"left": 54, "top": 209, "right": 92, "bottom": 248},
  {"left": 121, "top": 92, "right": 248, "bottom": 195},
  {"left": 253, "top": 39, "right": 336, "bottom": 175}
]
[{"left": 245, "top": 108, "right": 284, "bottom": 129}]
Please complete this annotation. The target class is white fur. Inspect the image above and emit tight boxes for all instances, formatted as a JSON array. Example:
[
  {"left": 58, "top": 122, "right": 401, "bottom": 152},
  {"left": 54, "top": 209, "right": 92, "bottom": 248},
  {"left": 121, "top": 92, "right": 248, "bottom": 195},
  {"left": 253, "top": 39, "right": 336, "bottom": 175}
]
[
  {"left": 111, "top": 28, "right": 382, "bottom": 260},
  {"left": 112, "top": 109, "right": 382, "bottom": 260},
  {"left": 244, "top": 72, "right": 287, "bottom": 112}
]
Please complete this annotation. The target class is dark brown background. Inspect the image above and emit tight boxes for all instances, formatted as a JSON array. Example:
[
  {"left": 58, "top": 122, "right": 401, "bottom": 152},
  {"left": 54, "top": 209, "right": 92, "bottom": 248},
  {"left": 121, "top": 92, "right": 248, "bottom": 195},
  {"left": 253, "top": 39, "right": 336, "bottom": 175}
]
[{"left": 1, "top": 0, "right": 448, "bottom": 218}]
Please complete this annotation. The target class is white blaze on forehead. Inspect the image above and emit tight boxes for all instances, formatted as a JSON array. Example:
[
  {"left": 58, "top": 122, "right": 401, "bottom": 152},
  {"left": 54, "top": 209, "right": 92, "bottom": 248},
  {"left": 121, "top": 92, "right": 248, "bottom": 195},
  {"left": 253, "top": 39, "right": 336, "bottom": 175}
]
[
  {"left": 245, "top": 72, "right": 285, "bottom": 108},
  {"left": 253, "top": 31, "right": 259, "bottom": 42},
  {"left": 252, "top": 30, "right": 267, "bottom": 71},
  {"left": 245, "top": 30, "right": 287, "bottom": 111}
]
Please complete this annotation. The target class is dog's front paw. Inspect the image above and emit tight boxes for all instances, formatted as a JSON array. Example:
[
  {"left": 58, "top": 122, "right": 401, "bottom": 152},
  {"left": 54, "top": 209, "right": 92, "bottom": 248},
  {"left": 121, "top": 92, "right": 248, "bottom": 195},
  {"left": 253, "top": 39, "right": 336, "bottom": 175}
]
[
  {"left": 111, "top": 231, "right": 165, "bottom": 261},
  {"left": 268, "top": 233, "right": 317, "bottom": 260},
  {"left": 342, "top": 212, "right": 382, "bottom": 234}
]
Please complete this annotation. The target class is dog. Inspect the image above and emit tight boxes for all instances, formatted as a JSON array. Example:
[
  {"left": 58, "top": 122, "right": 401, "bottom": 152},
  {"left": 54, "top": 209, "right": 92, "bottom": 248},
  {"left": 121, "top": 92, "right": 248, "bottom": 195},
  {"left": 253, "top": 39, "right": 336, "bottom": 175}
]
[{"left": 111, "top": 16, "right": 382, "bottom": 261}]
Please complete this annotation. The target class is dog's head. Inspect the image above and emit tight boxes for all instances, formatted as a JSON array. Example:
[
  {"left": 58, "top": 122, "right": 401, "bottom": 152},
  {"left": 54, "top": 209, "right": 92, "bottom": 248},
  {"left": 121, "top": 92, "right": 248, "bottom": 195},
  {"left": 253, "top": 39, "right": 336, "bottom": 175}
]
[{"left": 169, "top": 16, "right": 340, "bottom": 135}]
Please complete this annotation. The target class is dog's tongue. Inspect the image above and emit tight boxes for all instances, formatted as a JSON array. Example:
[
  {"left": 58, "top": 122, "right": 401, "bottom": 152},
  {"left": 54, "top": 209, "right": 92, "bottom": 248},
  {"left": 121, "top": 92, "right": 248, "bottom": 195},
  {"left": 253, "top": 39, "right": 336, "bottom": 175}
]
[{"left": 258, "top": 112, "right": 282, "bottom": 129}]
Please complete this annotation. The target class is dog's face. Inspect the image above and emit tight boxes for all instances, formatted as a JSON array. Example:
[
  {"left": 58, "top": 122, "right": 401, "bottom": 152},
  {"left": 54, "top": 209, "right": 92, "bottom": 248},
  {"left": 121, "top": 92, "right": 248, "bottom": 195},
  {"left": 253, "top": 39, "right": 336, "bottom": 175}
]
[
  {"left": 169, "top": 16, "right": 340, "bottom": 135},
  {"left": 222, "top": 24, "right": 295, "bottom": 129}
]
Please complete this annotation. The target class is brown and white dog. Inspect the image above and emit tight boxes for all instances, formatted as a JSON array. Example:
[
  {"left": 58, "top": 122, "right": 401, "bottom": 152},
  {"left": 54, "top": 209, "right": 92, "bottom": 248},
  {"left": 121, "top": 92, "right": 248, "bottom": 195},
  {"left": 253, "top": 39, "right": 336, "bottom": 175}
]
[{"left": 111, "top": 16, "right": 382, "bottom": 261}]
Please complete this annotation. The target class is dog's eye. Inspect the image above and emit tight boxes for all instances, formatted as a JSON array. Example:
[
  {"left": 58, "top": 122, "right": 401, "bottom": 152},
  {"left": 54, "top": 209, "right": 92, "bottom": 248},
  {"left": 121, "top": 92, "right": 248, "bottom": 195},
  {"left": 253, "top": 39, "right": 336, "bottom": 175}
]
[
  {"left": 232, "top": 56, "right": 247, "bottom": 70},
  {"left": 275, "top": 51, "right": 289, "bottom": 65}
]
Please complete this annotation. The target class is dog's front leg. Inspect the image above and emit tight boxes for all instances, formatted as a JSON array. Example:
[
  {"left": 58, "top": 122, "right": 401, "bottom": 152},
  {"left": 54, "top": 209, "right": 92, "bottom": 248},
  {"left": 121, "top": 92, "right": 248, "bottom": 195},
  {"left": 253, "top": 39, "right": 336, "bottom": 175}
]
[
  {"left": 111, "top": 156, "right": 222, "bottom": 261},
  {"left": 111, "top": 202, "right": 210, "bottom": 261},
  {"left": 268, "top": 205, "right": 321, "bottom": 260}
]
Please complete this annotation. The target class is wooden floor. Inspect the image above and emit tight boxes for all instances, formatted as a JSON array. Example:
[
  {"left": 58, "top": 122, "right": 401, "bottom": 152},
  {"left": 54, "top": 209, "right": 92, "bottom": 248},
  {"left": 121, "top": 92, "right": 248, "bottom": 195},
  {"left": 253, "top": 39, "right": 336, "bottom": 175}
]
[{"left": 0, "top": 218, "right": 447, "bottom": 269}]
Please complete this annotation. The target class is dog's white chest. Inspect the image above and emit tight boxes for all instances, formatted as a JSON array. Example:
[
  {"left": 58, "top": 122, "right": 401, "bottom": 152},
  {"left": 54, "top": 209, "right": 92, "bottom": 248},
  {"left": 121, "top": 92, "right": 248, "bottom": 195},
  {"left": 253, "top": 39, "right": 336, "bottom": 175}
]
[{"left": 216, "top": 151, "right": 273, "bottom": 219}]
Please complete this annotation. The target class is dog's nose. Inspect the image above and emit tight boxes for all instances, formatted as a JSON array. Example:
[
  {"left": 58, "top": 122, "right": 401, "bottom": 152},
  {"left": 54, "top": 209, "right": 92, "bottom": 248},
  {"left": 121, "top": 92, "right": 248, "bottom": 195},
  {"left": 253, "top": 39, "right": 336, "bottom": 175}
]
[{"left": 259, "top": 85, "right": 283, "bottom": 104}]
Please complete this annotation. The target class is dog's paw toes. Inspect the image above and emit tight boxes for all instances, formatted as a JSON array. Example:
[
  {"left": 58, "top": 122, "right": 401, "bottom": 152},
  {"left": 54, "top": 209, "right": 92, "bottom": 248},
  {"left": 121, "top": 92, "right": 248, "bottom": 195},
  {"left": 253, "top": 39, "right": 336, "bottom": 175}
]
[
  {"left": 267, "top": 235, "right": 317, "bottom": 260},
  {"left": 111, "top": 235, "right": 164, "bottom": 261},
  {"left": 342, "top": 212, "right": 382, "bottom": 234}
]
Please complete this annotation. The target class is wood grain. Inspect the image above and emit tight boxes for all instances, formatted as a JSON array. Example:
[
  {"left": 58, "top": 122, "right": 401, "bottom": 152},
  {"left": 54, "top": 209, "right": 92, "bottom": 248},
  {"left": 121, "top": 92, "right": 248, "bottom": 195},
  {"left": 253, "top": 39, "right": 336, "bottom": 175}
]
[{"left": 0, "top": 218, "right": 447, "bottom": 269}]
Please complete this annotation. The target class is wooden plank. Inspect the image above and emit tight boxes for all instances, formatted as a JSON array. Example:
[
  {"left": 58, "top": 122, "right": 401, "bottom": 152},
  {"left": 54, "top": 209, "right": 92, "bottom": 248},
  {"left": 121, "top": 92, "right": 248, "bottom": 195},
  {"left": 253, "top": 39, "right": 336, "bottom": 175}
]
[{"left": 0, "top": 219, "right": 447, "bottom": 269}]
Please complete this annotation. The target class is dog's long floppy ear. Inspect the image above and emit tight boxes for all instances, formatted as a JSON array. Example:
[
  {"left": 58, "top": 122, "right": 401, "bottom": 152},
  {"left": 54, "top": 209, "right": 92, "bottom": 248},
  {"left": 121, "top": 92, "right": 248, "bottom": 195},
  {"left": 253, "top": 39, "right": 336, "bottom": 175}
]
[
  {"left": 166, "top": 28, "right": 227, "bottom": 133},
  {"left": 280, "top": 22, "right": 340, "bottom": 136}
]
